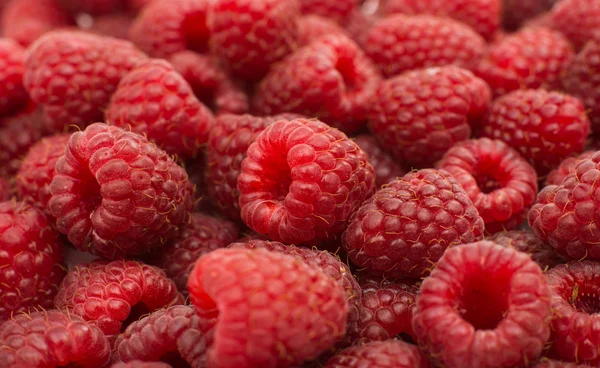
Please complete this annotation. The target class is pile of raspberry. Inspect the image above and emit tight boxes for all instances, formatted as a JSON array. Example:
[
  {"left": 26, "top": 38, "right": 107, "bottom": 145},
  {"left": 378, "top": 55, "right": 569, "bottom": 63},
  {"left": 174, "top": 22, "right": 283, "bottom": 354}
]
[{"left": 2, "top": 0, "right": 600, "bottom": 367}]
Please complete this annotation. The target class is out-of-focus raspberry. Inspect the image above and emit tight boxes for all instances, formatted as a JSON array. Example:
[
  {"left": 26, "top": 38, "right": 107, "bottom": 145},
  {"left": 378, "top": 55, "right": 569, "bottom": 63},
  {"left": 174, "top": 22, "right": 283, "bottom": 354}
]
[
  {"left": 297, "top": 15, "right": 349, "bottom": 47},
  {"left": 343, "top": 9, "right": 377, "bottom": 47},
  {"left": 0, "top": 310, "right": 110, "bottom": 368},
  {"left": 0, "top": 38, "right": 27, "bottom": 117},
  {"left": 0, "top": 178, "right": 9, "bottom": 200},
  {"left": 488, "top": 230, "right": 563, "bottom": 270},
  {"left": 254, "top": 34, "right": 381, "bottom": 134},
  {"left": 324, "top": 339, "right": 431, "bottom": 368},
  {"left": 369, "top": 66, "right": 491, "bottom": 168},
  {"left": 88, "top": 13, "right": 134, "bottom": 39},
  {"left": 548, "top": 0, "right": 600, "bottom": 50},
  {"left": 300, "top": 0, "right": 358, "bottom": 24},
  {"left": 187, "top": 248, "right": 349, "bottom": 367},
  {"left": 48, "top": 123, "right": 194, "bottom": 259},
  {"left": 502, "top": 0, "right": 556, "bottom": 30},
  {"left": 106, "top": 59, "right": 214, "bottom": 159},
  {"left": 546, "top": 151, "right": 597, "bottom": 186},
  {"left": 111, "top": 362, "right": 172, "bottom": 368},
  {"left": 533, "top": 360, "right": 589, "bottom": 368},
  {"left": 364, "top": 14, "right": 486, "bottom": 78},
  {"left": 354, "top": 134, "right": 406, "bottom": 187},
  {"left": 125, "top": 0, "right": 149, "bottom": 12},
  {"left": 58, "top": 0, "right": 125, "bottom": 15}
]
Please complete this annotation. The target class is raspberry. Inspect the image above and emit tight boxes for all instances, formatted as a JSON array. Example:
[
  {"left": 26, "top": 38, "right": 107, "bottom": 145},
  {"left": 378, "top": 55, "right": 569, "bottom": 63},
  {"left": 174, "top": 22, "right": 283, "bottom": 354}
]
[
  {"left": 488, "top": 230, "right": 564, "bottom": 270},
  {"left": 88, "top": 13, "right": 134, "bottom": 40},
  {"left": 168, "top": 51, "right": 249, "bottom": 115},
  {"left": 254, "top": 34, "right": 381, "bottom": 134},
  {"left": 502, "top": 0, "right": 556, "bottom": 30},
  {"left": 0, "top": 38, "right": 27, "bottom": 117},
  {"left": 533, "top": 360, "right": 589, "bottom": 368},
  {"left": 187, "top": 248, "right": 349, "bottom": 367},
  {"left": 48, "top": 123, "right": 194, "bottom": 259},
  {"left": 24, "top": 31, "right": 147, "bottom": 131},
  {"left": 0, "top": 310, "right": 110, "bottom": 368},
  {"left": 548, "top": 0, "right": 600, "bottom": 50},
  {"left": 369, "top": 66, "right": 491, "bottom": 168},
  {"left": 0, "top": 201, "right": 65, "bottom": 322},
  {"left": 437, "top": 138, "right": 538, "bottom": 233},
  {"left": 106, "top": 59, "right": 214, "bottom": 159},
  {"left": 381, "top": 0, "right": 501, "bottom": 41},
  {"left": 150, "top": 212, "right": 239, "bottom": 294},
  {"left": 113, "top": 305, "right": 214, "bottom": 366},
  {"left": 364, "top": 14, "right": 486, "bottom": 78},
  {"left": 297, "top": 15, "right": 348, "bottom": 47},
  {"left": 324, "top": 339, "right": 431, "bottom": 368},
  {"left": 16, "top": 134, "right": 70, "bottom": 212},
  {"left": 57, "top": 0, "right": 124, "bottom": 15},
  {"left": 473, "top": 27, "right": 574, "bottom": 97},
  {"left": 111, "top": 362, "right": 172, "bottom": 368},
  {"left": 238, "top": 118, "right": 376, "bottom": 245},
  {"left": 480, "top": 89, "right": 591, "bottom": 175},
  {"left": 55, "top": 259, "right": 184, "bottom": 336},
  {"left": 342, "top": 169, "right": 484, "bottom": 278},
  {"left": 300, "top": 0, "right": 357, "bottom": 24},
  {"left": 129, "top": 0, "right": 210, "bottom": 57},
  {"left": 354, "top": 134, "right": 406, "bottom": 187},
  {"left": 207, "top": 0, "right": 300, "bottom": 81},
  {"left": 546, "top": 151, "right": 596, "bottom": 186},
  {"left": 0, "top": 178, "right": 9, "bottom": 200},
  {"left": 412, "top": 240, "right": 551, "bottom": 368},
  {"left": 343, "top": 9, "right": 377, "bottom": 47}
]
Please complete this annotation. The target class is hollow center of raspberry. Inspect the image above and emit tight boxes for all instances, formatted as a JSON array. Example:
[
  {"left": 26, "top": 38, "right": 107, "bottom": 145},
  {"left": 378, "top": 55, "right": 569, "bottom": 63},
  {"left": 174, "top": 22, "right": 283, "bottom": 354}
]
[
  {"left": 183, "top": 12, "right": 210, "bottom": 53},
  {"left": 571, "top": 285, "right": 600, "bottom": 314},
  {"left": 458, "top": 271, "right": 510, "bottom": 330},
  {"left": 474, "top": 172, "right": 503, "bottom": 194},
  {"left": 336, "top": 57, "right": 358, "bottom": 92}
]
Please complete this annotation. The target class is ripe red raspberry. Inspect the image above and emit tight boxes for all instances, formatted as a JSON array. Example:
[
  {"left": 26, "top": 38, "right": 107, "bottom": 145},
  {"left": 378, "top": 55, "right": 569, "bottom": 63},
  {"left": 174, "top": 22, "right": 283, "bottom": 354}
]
[
  {"left": 437, "top": 138, "right": 538, "bottom": 233},
  {"left": 324, "top": 339, "right": 431, "bottom": 368},
  {"left": 16, "top": 134, "right": 70, "bottom": 211},
  {"left": 480, "top": 89, "right": 590, "bottom": 175},
  {"left": 473, "top": 27, "right": 574, "bottom": 97},
  {"left": 48, "top": 123, "right": 194, "bottom": 259},
  {"left": 0, "top": 310, "right": 110, "bottom": 367},
  {"left": 546, "top": 151, "right": 596, "bottom": 186},
  {"left": 168, "top": 51, "right": 249, "bottom": 115},
  {"left": 364, "top": 14, "right": 486, "bottom": 78},
  {"left": 0, "top": 38, "right": 27, "bottom": 117},
  {"left": 88, "top": 13, "right": 134, "bottom": 40},
  {"left": 297, "top": 15, "right": 349, "bottom": 47},
  {"left": 55, "top": 259, "right": 184, "bottom": 336},
  {"left": 488, "top": 230, "right": 563, "bottom": 270},
  {"left": 369, "top": 66, "right": 491, "bottom": 168},
  {"left": 238, "top": 118, "right": 376, "bottom": 245},
  {"left": 343, "top": 9, "right": 377, "bottom": 47},
  {"left": 502, "top": 0, "right": 555, "bottom": 30},
  {"left": 57, "top": 0, "right": 124, "bottom": 15},
  {"left": 533, "top": 360, "right": 589, "bottom": 368},
  {"left": 412, "top": 240, "right": 551, "bottom": 368},
  {"left": 343, "top": 169, "right": 485, "bottom": 278},
  {"left": 187, "top": 248, "right": 349, "bottom": 367},
  {"left": 548, "top": 0, "right": 600, "bottom": 50},
  {"left": 0, "top": 201, "right": 65, "bottom": 322},
  {"left": 255, "top": 34, "right": 381, "bottom": 134},
  {"left": 207, "top": 0, "right": 300, "bottom": 81},
  {"left": 300, "top": 0, "right": 357, "bottom": 24},
  {"left": 106, "top": 59, "right": 214, "bottom": 159},
  {"left": 111, "top": 362, "right": 172, "bottom": 368},
  {"left": 24, "top": 31, "right": 147, "bottom": 131},
  {"left": 354, "top": 134, "right": 406, "bottom": 187}
]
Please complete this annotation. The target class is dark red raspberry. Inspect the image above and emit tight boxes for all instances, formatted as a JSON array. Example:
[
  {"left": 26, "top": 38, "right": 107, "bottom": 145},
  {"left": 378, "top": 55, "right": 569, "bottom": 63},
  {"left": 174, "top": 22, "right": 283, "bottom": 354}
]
[
  {"left": 546, "top": 151, "right": 596, "bottom": 186},
  {"left": 126, "top": 0, "right": 149, "bottom": 11},
  {"left": 473, "top": 27, "right": 574, "bottom": 97},
  {"left": 55, "top": 259, "right": 184, "bottom": 336},
  {"left": 88, "top": 13, "right": 134, "bottom": 40},
  {"left": 300, "top": 0, "right": 357, "bottom": 24},
  {"left": 487, "top": 230, "right": 563, "bottom": 270},
  {"left": 150, "top": 212, "right": 239, "bottom": 294},
  {"left": 364, "top": 14, "right": 485, "bottom": 78},
  {"left": 369, "top": 66, "right": 491, "bottom": 168},
  {"left": 354, "top": 134, "right": 406, "bottom": 187},
  {"left": 113, "top": 305, "right": 214, "bottom": 367},
  {"left": 502, "top": 0, "right": 556, "bottom": 30},
  {"left": 0, "top": 38, "right": 27, "bottom": 117},
  {"left": 0, "top": 201, "right": 65, "bottom": 322},
  {"left": 254, "top": 34, "right": 381, "bottom": 134},
  {"left": 106, "top": 59, "right": 214, "bottom": 159},
  {"left": 0, "top": 178, "right": 9, "bottom": 200},
  {"left": 437, "top": 138, "right": 538, "bottom": 233},
  {"left": 24, "top": 31, "right": 147, "bottom": 131},
  {"left": 238, "top": 118, "right": 376, "bottom": 245},
  {"left": 111, "top": 362, "right": 172, "bottom": 368},
  {"left": 16, "top": 134, "right": 70, "bottom": 211},
  {"left": 187, "top": 248, "right": 349, "bottom": 367},
  {"left": 168, "top": 51, "right": 249, "bottom": 115},
  {"left": 480, "top": 89, "right": 590, "bottom": 175},
  {"left": 0, "top": 310, "right": 110, "bottom": 367},
  {"left": 533, "top": 360, "right": 589, "bottom": 368},
  {"left": 57, "top": 0, "right": 124, "bottom": 15},
  {"left": 324, "top": 339, "right": 431, "bottom": 368},
  {"left": 343, "top": 169, "right": 484, "bottom": 278},
  {"left": 48, "top": 123, "right": 194, "bottom": 259},
  {"left": 412, "top": 240, "right": 551, "bottom": 368},
  {"left": 297, "top": 15, "right": 349, "bottom": 47},
  {"left": 548, "top": 0, "right": 600, "bottom": 50},
  {"left": 207, "top": 0, "right": 300, "bottom": 81}
]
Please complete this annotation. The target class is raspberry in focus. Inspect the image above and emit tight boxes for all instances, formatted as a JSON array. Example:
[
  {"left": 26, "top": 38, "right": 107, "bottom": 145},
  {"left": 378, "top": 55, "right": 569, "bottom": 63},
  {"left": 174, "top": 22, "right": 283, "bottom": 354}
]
[
  {"left": 324, "top": 339, "right": 431, "bottom": 368},
  {"left": 546, "top": 151, "right": 596, "bottom": 186}
]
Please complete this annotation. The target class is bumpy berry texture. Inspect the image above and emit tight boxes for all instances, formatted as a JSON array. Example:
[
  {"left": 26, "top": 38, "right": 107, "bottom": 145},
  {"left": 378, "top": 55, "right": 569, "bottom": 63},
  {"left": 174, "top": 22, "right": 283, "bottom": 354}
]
[
  {"left": 113, "top": 305, "right": 214, "bottom": 367},
  {"left": 297, "top": 15, "right": 348, "bottom": 47},
  {"left": 0, "top": 310, "right": 110, "bottom": 368},
  {"left": 300, "top": 0, "right": 357, "bottom": 24},
  {"left": 55, "top": 259, "right": 184, "bottom": 336},
  {"left": 546, "top": 151, "right": 596, "bottom": 186},
  {"left": 548, "top": 0, "right": 600, "bottom": 50},
  {"left": 412, "top": 241, "right": 551, "bottom": 368},
  {"left": 187, "top": 248, "right": 349, "bottom": 367},
  {"left": 0, "top": 38, "right": 27, "bottom": 117},
  {"left": 16, "top": 134, "right": 70, "bottom": 211},
  {"left": 488, "top": 230, "right": 563, "bottom": 270},
  {"left": 502, "top": 0, "right": 555, "bottom": 30},
  {"left": 111, "top": 362, "right": 172, "bottom": 368},
  {"left": 237, "top": 118, "right": 376, "bottom": 245},
  {"left": 473, "top": 28, "right": 574, "bottom": 97},
  {"left": 324, "top": 339, "right": 431, "bottom": 368},
  {"left": 57, "top": 0, "right": 123, "bottom": 15},
  {"left": 106, "top": 59, "right": 214, "bottom": 159},
  {"left": 364, "top": 14, "right": 485, "bottom": 78},
  {"left": 437, "top": 138, "right": 538, "bottom": 233},
  {"left": 24, "top": 31, "right": 147, "bottom": 131},
  {"left": 343, "top": 169, "right": 485, "bottom": 278},
  {"left": 369, "top": 66, "right": 491, "bottom": 168},
  {"left": 49, "top": 123, "right": 194, "bottom": 259},
  {"left": 354, "top": 134, "right": 406, "bottom": 188},
  {"left": 0, "top": 201, "right": 65, "bottom": 322},
  {"left": 254, "top": 34, "right": 381, "bottom": 134}
]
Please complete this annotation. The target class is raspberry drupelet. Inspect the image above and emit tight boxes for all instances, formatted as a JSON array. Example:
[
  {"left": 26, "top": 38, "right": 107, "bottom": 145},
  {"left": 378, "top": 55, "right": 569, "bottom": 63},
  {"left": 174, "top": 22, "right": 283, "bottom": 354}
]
[
  {"left": 237, "top": 118, "right": 376, "bottom": 245},
  {"left": 487, "top": 230, "right": 564, "bottom": 270},
  {"left": 412, "top": 240, "right": 551, "bottom": 368},
  {"left": 324, "top": 339, "right": 431, "bottom": 368},
  {"left": 548, "top": 0, "right": 600, "bottom": 50},
  {"left": 354, "top": 134, "right": 406, "bottom": 188},
  {"left": 342, "top": 169, "right": 485, "bottom": 279},
  {"left": 0, "top": 38, "right": 27, "bottom": 117},
  {"left": 48, "top": 123, "right": 194, "bottom": 259},
  {"left": 546, "top": 151, "right": 597, "bottom": 186}
]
